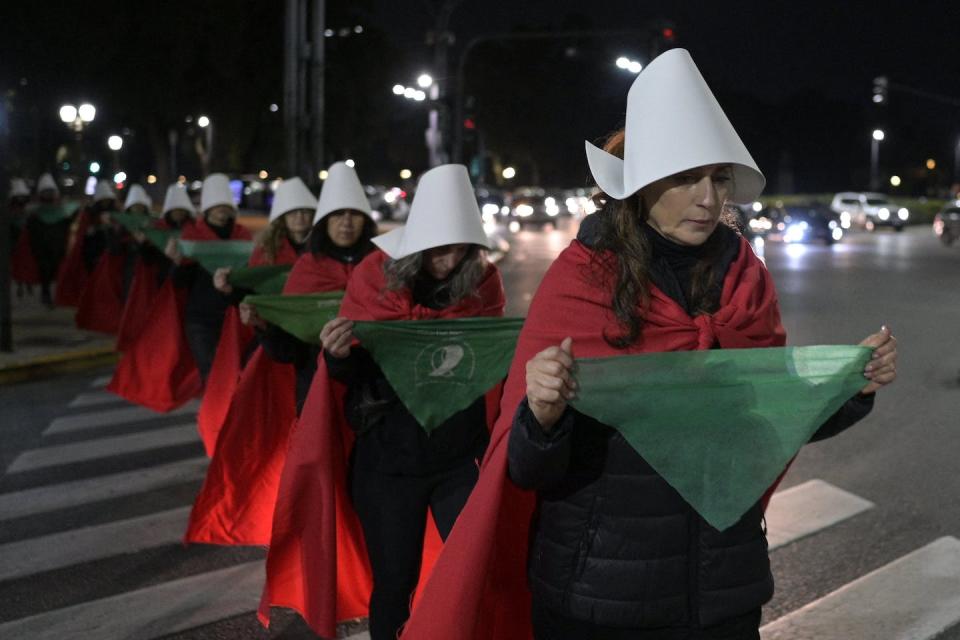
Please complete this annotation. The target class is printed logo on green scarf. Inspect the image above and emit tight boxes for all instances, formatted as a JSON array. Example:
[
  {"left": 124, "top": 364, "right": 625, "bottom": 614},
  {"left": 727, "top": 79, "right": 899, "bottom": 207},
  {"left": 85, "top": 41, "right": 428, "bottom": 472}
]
[{"left": 415, "top": 338, "right": 476, "bottom": 385}]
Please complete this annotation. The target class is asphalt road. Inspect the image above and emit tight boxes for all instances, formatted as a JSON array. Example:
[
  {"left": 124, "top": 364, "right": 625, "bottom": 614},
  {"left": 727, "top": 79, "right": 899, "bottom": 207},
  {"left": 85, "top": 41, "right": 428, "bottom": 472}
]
[{"left": 1, "top": 218, "right": 958, "bottom": 638}]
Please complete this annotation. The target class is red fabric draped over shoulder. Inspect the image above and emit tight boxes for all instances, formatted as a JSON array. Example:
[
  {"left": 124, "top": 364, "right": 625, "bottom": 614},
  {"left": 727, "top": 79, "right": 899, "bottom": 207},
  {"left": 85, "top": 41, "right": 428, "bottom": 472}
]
[
  {"left": 399, "top": 236, "right": 785, "bottom": 640},
  {"left": 54, "top": 209, "right": 93, "bottom": 307},
  {"left": 258, "top": 250, "right": 505, "bottom": 638},
  {"left": 75, "top": 250, "right": 126, "bottom": 335},
  {"left": 11, "top": 228, "right": 40, "bottom": 285}
]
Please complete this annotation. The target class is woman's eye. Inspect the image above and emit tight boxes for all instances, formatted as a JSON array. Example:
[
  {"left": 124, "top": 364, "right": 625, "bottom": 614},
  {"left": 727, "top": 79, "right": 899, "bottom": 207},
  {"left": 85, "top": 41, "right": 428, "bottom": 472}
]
[{"left": 713, "top": 175, "right": 732, "bottom": 184}]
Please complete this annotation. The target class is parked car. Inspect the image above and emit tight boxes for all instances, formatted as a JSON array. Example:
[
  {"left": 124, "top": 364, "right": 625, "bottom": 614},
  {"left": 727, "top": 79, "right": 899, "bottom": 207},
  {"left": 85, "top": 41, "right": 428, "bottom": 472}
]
[
  {"left": 830, "top": 191, "right": 908, "bottom": 231},
  {"left": 761, "top": 203, "right": 844, "bottom": 245},
  {"left": 933, "top": 203, "right": 960, "bottom": 246}
]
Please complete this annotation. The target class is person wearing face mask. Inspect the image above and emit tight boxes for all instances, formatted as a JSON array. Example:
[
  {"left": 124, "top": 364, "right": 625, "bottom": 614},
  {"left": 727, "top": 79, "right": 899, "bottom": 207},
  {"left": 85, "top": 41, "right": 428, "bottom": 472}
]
[
  {"left": 400, "top": 49, "right": 899, "bottom": 640},
  {"left": 185, "top": 163, "right": 378, "bottom": 548},
  {"left": 196, "top": 177, "right": 317, "bottom": 456},
  {"left": 165, "top": 173, "right": 252, "bottom": 383},
  {"left": 258, "top": 164, "right": 504, "bottom": 640}
]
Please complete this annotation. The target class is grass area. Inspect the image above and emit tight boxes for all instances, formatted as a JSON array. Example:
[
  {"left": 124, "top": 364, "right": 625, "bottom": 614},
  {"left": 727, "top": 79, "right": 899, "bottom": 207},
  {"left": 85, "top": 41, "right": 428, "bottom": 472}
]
[{"left": 756, "top": 194, "right": 949, "bottom": 225}]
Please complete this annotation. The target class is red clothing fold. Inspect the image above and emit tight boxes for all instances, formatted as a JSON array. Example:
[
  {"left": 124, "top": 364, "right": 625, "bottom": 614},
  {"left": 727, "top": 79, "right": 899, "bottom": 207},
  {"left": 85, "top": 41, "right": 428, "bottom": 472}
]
[
  {"left": 75, "top": 251, "right": 126, "bottom": 334},
  {"left": 115, "top": 259, "right": 161, "bottom": 351},
  {"left": 399, "top": 237, "right": 785, "bottom": 640},
  {"left": 54, "top": 210, "right": 94, "bottom": 307},
  {"left": 107, "top": 279, "right": 202, "bottom": 412},
  {"left": 196, "top": 237, "right": 299, "bottom": 457},
  {"left": 258, "top": 250, "right": 505, "bottom": 638},
  {"left": 185, "top": 252, "right": 358, "bottom": 547},
  {"left": 11, "top": 228, "right": 40, "bottom": 285}
]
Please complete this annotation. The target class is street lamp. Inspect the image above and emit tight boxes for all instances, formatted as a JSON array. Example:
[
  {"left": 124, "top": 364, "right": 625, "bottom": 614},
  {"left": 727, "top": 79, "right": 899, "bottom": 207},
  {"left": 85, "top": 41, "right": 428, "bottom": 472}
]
[
  {"left": 78, "top": 103, "right": 96, "bottom": 123},
  {"left": 417, "top": 73, "right": 434, "bottom": 88},
  {"left": 502, "top": 166, "right": 516, "bottom": 180},
  {"left": 195, "top": 115, "right": 214, "bottom": 176},
  {"left": 392, "top": 71, "right": 445, "bottom": 167},
  {"left": 59, "top": 102, "right": 96, "bottom": 132},
  {"left": 197, "top": 115, "right": 210, "bottom": 128},
  {"left": 107, "top": 135, "right": 123, "bottom": 151},
  {"left": 870, "top": 129, "right": 885, "bottom": 191},
  {"left": 616, "top": 56, "right": 643, "bottom": 73},
  {"left": 59, "top": 105, "right": 77, "bottom": 124}
]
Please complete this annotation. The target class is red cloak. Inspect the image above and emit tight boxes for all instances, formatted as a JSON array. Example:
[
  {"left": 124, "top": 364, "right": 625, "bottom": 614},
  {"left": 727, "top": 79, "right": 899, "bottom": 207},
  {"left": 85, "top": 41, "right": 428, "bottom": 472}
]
[
  {"left": 106, "top": 219, "right": 250, "bottom": 412},
  {"left": 11, "top": 228, "right": 41, "bottom": 285},
  {"left": 185, "top": 252, "right": 358, "bottom": 546},
  {"left": 196, "top": 237, "right": 301, "bottom": 457},
  {"left": 257, "top": 250, "right": 506, "bottom": 639},
  {"left": 75, "top": 248, "right": 126, "bottom": 335},
  {"left": 115, "top": 218, "right": 191, "bottom": 352},
  {"left": 399, "top": 237, "right": 786, "bottom": 640},
  {"left": 54, "top": 209, "right": 94, "bottom": 307}
]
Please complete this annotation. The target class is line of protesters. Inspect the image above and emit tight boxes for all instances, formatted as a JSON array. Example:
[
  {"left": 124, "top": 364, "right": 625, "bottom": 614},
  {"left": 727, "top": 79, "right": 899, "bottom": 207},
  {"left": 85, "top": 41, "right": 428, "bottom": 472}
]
[{"left": 6, "top": 48, "right": 900, "bottom": 640}]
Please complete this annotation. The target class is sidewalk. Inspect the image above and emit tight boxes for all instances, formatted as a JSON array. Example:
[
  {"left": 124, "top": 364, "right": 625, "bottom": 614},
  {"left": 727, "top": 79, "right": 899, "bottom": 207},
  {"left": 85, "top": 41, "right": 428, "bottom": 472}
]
[{"left": 0, "top": 286, "right": 117, "bottom": 385}]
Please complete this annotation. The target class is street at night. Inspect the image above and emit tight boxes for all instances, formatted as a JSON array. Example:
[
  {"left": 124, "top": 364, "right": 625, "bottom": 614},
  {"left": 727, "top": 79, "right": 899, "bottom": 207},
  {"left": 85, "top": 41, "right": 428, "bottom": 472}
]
[{"left": 2, "top": 221, "right": 959, "bottom": 638}]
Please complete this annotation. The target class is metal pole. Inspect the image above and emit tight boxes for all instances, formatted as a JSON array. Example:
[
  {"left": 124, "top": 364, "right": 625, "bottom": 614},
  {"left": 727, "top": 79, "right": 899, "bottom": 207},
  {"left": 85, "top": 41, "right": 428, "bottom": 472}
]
[
  {"left": 954, "top": 136, "right": 960, "bottom": 187},
  {"left": 0, "top": 105, "right": 12, "bottom": 351},
  {"left": 168, "top": 129, "right": 179, "bottom": 181},
  {"left": 283, "top": 0, "right": 299, "bottom": 177},
  {"left": 870, "top": 138, "right": 879, "bottom": 191},
  {"left": 309, "top": 0, "right": 325, "bottom": 180}
]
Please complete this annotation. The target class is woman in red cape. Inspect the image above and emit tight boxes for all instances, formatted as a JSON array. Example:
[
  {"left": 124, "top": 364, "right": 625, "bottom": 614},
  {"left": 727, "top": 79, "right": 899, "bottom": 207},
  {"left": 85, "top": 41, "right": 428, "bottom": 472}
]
[
  {"left": 55, "top": 182, "right": 116, "bottom": 307},
  {"left": 196, "top": 178, "right": 315, "bottom": 456},
  {"left": 258, "top": 163, "right": 504, "bottom": 640},
  {"left": 401, "top": 50, "right": 897, "bottom": 640},
  {"left": 107, "top": 178, "right": 252, "bottom": 412},
  {"left": 115, "top": 198, "right": 195, "bottom": 352},
  {"left": 186, "top": 171, "right": 377, "bottom": 546}
]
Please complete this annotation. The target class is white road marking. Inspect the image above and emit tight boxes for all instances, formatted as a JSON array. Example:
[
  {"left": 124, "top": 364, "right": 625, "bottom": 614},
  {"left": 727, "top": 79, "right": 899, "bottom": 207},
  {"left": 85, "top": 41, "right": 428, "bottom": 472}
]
[
  {"left": 766, "top": 479, "right": 875, "bottom": 550},
  {"left": 6, "top": 424, "right": 199, "bottom": 473},
  {"left": 0, "top": 506, "right": 192, "bottom": 581},
  {"left": 45, "top": 401, "right": 199, "bottom": 436},
  {"left": 0, "top": 457, "right": 207, "bottom": 521},
  {"left": 89, "top": 375, "right": 112, "bottom": 388},
  {"left": 68, "top": 391, "right": 125, "bottom": 408},
  {"left": 761, "top": 537, "right": 960, "bottom": 639},
  {"left": 0, "top": 561, "right": 265, "bottom": 639}
]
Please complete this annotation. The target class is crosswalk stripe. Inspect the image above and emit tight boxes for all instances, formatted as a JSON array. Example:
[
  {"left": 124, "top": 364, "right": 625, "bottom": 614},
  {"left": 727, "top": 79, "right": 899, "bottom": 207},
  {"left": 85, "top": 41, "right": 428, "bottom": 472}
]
[
  {"left": 89, "top": 375, "right": 112, "bottom": 388},
  {"left": 0, "top": 457, "right": 208, "bottom": 521},
  {"left": 0, "top": 561, "right": 264, "bottom": 639},
  {"left": 68, "top": 391, "right": 126, "bottom": 408},
  {"left": 6, "top": 424, "right": 199, "bottom": 474},
  {"left": 44, "top": 400, "right": 199, "bottom": 436},
  {"left": 761, "top": 537, "right": 960, "bottom": 639},
  {"left": 0, "top": 506, "right": 192, "bottom": 581},
  {"left": 766, "top": 479, "right": 874, "bottom": 551}
]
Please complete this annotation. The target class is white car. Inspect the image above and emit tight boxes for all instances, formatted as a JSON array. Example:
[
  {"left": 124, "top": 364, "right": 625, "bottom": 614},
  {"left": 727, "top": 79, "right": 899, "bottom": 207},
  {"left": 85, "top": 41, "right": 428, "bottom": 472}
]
[{"left": 830, "top": 192, "right": 908, "bottom": 232}]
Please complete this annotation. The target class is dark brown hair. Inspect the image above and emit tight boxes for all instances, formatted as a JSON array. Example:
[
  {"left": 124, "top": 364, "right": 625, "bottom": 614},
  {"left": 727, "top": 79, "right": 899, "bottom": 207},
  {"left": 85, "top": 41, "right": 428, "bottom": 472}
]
[
  {"left": 591, "top": 129, "right": 738, "bottom": 349},
  {"left": 256, "top": 217, "right": 290, "bottom": 264},
  {"left": 384, "top": 245, "right": 488, "bottom": 307}
]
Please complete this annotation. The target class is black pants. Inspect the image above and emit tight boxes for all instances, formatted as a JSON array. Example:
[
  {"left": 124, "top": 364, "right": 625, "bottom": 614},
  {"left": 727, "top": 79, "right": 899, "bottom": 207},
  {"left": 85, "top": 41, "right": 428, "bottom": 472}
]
[
  {"left": 350, "top": 460, "right": 479, "bottom": 640},
  {"left": 184, "top": 318, "right": 222, "bottom": 383},
  {"left": 532, "top": 602, "right": 761, "bottom": 640}
]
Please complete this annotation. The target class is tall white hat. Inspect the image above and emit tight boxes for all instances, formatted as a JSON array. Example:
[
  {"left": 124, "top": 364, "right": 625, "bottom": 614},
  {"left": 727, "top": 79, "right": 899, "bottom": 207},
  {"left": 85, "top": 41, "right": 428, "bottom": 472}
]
[
  {"left": 585, "top": 48, "right": 764, "bottom": 204},
  {"left": 37, "top": 173, "right": 60, "bottom": 196},
  {"left": 10, "top": 178, "right": 30, "bottom": 199},
  {"left": 94, "top": 179, "right": 116, "bottom": 203},
  {"left": 314, "top": 162, "right": 372, "bottom": 224},
  {"left": 269, "top": 177, "right": 318, "bottom": 223},
  {"left": 372, "top": 164, "right": 489, "bottom": 259},
  {"left": 162, "top": 183, "right": 196, "bottom": 216},
  {"left": 123, "top": 184, "right": 153, "bottom": 211},
  {"left": 200, "top": 173, "right": 237, "bottom": 214}
]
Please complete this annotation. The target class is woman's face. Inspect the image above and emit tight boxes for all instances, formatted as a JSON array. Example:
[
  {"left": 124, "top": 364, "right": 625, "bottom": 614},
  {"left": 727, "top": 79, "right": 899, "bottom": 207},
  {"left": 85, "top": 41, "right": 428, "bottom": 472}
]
[
  {"left": 168, "top": 209, "right": 189, "bottom": 224},
  {"left": 424, "top": 243, "right": 469, "bottom": 280},
  {"left": 325, "top": 210, "right": 366, "bottom": 248},
  {"left": 205, "top": 204, "right": 234, "bottom": 227},
  {"left": 283, "top": 209, "right": 314, "bottom": 237},
  {"left": 126, "top": 204, "right": 149, "bottom": 216},
  {"left": 640, "top": 164, "right": 733, "bottom": 246}
]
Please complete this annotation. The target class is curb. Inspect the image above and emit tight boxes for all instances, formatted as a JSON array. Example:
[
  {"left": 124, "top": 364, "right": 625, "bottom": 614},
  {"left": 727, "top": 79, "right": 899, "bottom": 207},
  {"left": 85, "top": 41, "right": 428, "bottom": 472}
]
[{"left": 0, "top": 347, "right": 119, "bottom": 386}]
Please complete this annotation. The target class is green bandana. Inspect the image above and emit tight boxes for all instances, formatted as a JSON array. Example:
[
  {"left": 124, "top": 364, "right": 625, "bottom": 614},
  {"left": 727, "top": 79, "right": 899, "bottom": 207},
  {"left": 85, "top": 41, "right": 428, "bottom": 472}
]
[
  {"left": 243, "top": 292, "right": 345, "bottom": 343},
  {"left": 111, "top": 212, "right": 151, "bottom": 234},
  {"left": 142, "top": 228, "right": 179, "bottom": 251},
  {"left": 569, "top": 345, "right": 871, "bottom": 531},
  {"left": 352, "top": 318, "right": 525, "bottom": 432},
  {"left": 33, "top": 202, "right": 78, "bottom": 225},
  {"left": 227, "top": 264, "right": 292, "bottom": 294},
  {"left": 178, "top": 240, "right": 254, "bottom": 273}
]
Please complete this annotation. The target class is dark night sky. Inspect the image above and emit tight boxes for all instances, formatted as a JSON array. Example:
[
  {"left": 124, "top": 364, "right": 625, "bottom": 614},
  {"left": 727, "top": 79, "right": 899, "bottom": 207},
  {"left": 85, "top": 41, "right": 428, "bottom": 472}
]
[{"left": 2, "top": 1, "right": 958, "bottom": 195}]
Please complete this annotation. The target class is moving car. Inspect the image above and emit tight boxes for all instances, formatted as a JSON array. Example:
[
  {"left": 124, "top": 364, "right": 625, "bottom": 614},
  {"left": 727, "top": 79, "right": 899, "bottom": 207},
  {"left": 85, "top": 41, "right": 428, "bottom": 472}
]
[
  {"left": 761, "top": 203, "right": 844, "bottom": 245},
  {"left": 933, "top": 202, "right": 960, "bottom": 246},
  {"left": 507, "top": 187, "right": 562, "bottom": 228},
  {"left": 830, "top": 191, "right": 908, "bottom": 231}
]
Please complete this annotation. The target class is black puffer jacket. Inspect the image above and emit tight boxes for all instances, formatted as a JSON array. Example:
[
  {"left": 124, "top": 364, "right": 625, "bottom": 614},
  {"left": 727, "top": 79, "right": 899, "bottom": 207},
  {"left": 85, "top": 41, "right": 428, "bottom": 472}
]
[{"left": 507, "top": 216, "right": 874, "bottom": 630}]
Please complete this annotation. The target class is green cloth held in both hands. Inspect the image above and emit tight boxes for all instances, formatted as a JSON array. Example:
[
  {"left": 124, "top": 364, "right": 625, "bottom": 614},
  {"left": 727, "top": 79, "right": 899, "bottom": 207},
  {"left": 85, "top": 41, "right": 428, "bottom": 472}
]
[
  {"left": 178, "top": 240, "right": 254, "bottom": 273},
  {"left": 352, "top": 317, "right": 525, "bottom": 432},
  {"left": 243, "top": 292, "right": 345, "bottom": 344},
  {"left": 569, "top": 345, "right": 872, "bottom": 531},
  {"left": 227, "top": 264, "right": 292, "bottom": 295},
  {"left": 141, "top": 228, "right": 179, "bottom": 251},
  {"left": 111, "top": 212, "right": 152, "bottom": 234}
]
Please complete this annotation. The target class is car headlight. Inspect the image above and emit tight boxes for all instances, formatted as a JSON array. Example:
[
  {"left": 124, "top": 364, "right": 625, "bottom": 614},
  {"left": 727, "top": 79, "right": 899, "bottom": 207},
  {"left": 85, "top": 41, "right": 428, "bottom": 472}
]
[
  {"left": 878, "top": 208, "right": 890, "bottom": 220},
  {"left": 898, "top": 207, "right": 909, "bottom": 221},
  {"left": 832, "top": 228, "right": 843, "bottom": 241},
  {"left": 828, "top": 220, "right": 838, "bottom": 229},
  {"left": 482, "top": 203, "right": 500, "bottom": 217},
  {"left": 784, "top": 222, "right": 808, "bottom": 243},
  {"left": 514, "top": 204, "right": 534, "bottom": 217}
]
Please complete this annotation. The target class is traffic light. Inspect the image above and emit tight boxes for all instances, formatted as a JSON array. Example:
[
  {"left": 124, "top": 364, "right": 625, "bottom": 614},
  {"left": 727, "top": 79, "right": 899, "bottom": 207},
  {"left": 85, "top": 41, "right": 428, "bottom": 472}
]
[
  {"left": 662, "top": 27, "right": 675, "bottom": 42},
  {"left": 873, "top": 76, "right": 888, "bottom": 104}
]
